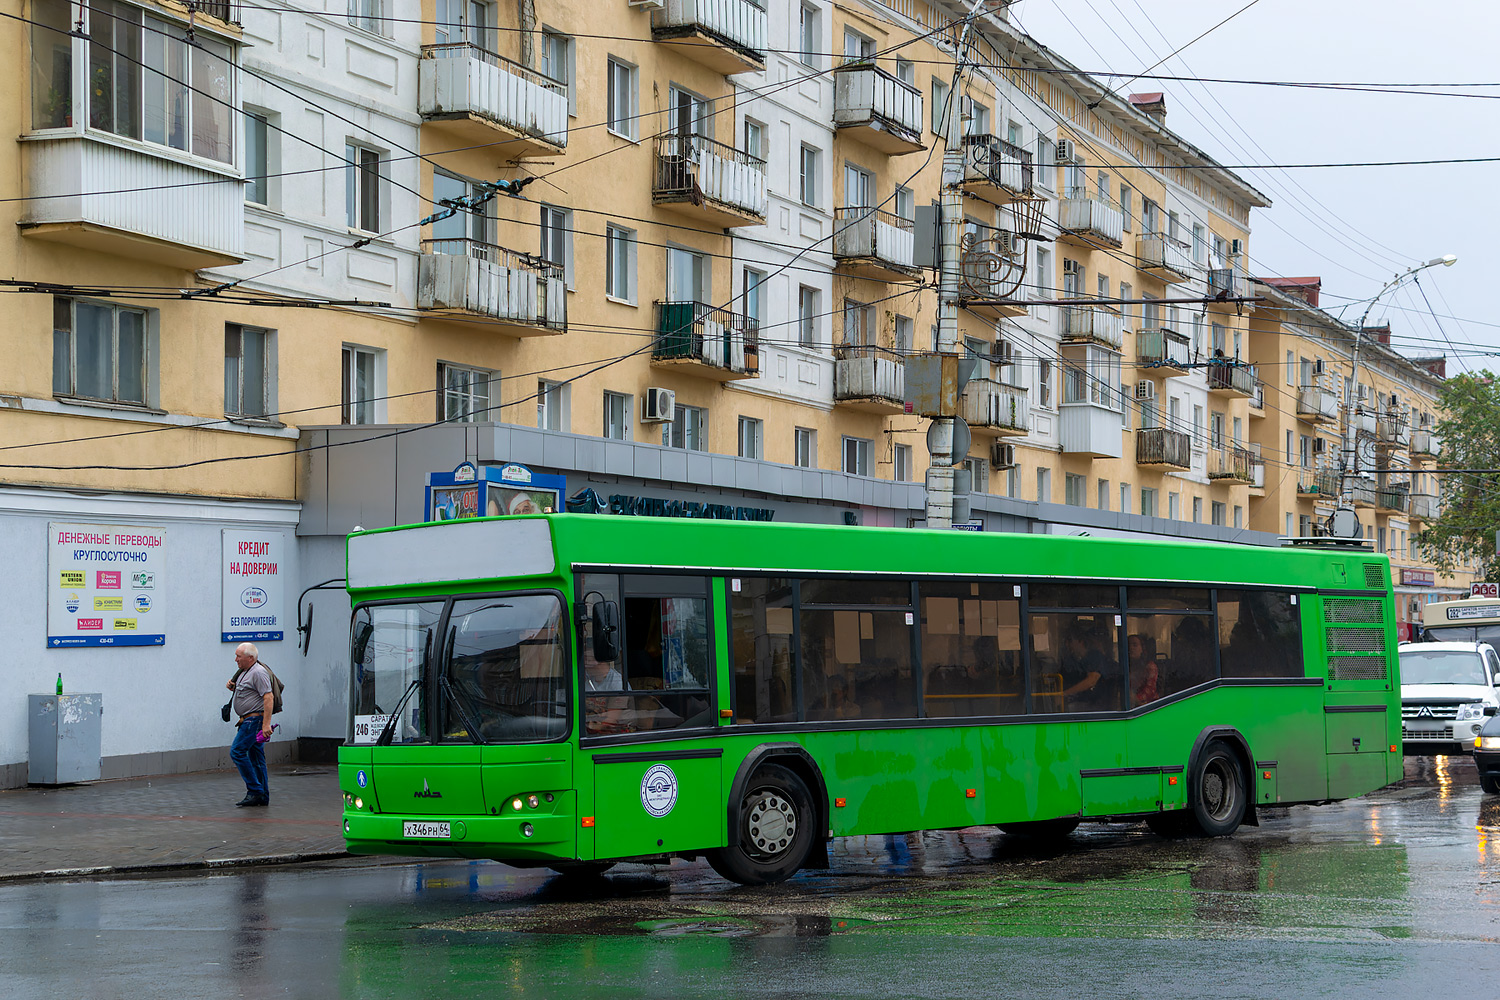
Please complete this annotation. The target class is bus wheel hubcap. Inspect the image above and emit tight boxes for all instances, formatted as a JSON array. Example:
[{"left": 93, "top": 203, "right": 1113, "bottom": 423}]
[{"left": 746, "top": 792, "right": 796, "bottom": 856}]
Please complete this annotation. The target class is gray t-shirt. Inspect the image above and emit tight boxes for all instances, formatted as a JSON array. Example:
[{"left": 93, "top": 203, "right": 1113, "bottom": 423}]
[{"left": 233, "top": 664, "right": 273, "bottom": 718}]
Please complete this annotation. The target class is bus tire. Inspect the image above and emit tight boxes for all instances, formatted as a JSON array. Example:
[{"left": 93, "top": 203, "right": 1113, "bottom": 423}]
[
  {"left": 706, "top": 764, "right": 816, "bottom": 885},
  {"left": 1186, "top": 739, "right": 1247, "bottom": 837},
  {"left": 999, "top": 817, "right": 1081, "bottom": 839}
]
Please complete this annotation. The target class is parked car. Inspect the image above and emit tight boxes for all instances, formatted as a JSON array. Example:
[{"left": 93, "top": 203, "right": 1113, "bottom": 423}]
[
  {"left": 1398, "top": 641, "right": 1500, "bottom": 755},
  {"left": 1475, "top": 716, "right": 1500, "bottom": 793}
]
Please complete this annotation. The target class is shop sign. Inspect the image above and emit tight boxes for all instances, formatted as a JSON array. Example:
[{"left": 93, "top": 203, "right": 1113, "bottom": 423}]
[
  {"left": 1473, "top": 582, "right": 1500, "bottom": 598},
  {"left": 1402, "top": 568, "right": 1435, "bottom": 587},
  {"left": 222, "top": 529, "right": 287, "bottom": 643},
  {"left": 48, "top": 523, "right": 166, "bottom": 647},
  {"left": 606, "top": 494, "right": 775, "bottom": 521}
]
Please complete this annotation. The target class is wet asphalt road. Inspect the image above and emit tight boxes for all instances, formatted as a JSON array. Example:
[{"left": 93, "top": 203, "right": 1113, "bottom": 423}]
[{"left": 5, "top": 756, "right": 1500, "bottom": 1000}]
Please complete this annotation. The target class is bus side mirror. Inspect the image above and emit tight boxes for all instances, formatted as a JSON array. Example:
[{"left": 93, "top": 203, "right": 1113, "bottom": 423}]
[
  {"left": 592, "top": 602, "right": 620, "bottom": 663},
  {"left": 352, "top": 620, "right": 373, "bottom": 663}
]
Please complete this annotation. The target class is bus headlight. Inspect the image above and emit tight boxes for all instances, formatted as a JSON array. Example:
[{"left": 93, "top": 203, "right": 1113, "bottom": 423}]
[{"left": 1457, "top": 703, "right": 1488, "bottom": 721}]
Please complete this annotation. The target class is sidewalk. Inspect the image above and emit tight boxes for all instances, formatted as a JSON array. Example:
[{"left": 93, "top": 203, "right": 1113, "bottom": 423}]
[{"left": 0, "top": 765, "right": 347, "bottom": 882}]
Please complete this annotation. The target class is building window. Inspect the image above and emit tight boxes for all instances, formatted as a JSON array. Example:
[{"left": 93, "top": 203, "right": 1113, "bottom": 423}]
[
  {"left": 540, "top": 205, "right": 572, "bottom": 287},
  {"left": 606, "top": 57, "right": 637, "bottom": 138},
  {"left": 842, "top": 27, "right": 875, "bottom": 64},
  {"left": 966, "top": 99, "right": 990, "bottom": 137},
  {"left": 30, "top": 0, "right": 72, "bottom": 129},
  {"left": 894, "top": 444, "right": 912, "bottom": 482},
  {"left": 1234, "top": 506, "right": 1244, "bottom": 530},
  {"left": 341, "top": 346, "right": 382, "bottom": 424},
  {"left": 432, "top": 170, "right": 490, "bottom": 242},
  {"left": 225, "top": 324, "right": 274, "bottom": 418},
  {"left": 1210, "top": 411, "right": 1225, "bottom": 450},
  {"left": 664, "top": 404, "right": 706, "bottom": 451},
  {"left": 540, "top": 29, "right": 573, "bottom": 113},
  {"left": 605, "top": 223, "right": 636, "bottom": 303},
  {"left": 84, "top": 1, "right": 234, "bottom": 162},
  {"left": 348, "top": 0, "right": 385, "bottom": 35},
  {"left": 53, "top": 298, "right": 149, "bottom": 406},
  {"left": 964, "top": 457, "right": 988, "bottom": 495},
  {"left": 931, "top": 77, "right": 950, "bottom": 135},
  {"left": 345, "top": 143, "right": 382, "bottom": 232},
  {"left": 1193, "top": 223, "right": 1207, "bottom": 264},
  {"left": 1036, "top": 467, "right": 1051, "bottom": 503},
  {"left": 894, "top": 315, "right": 913, "bottom": 354},
  {"left": 738, "top": 416, "right": 763, "bottom": 459},
  {"left": 603, "top": 390, "right": 631, "bottom": 440},
  {"left": 1120, "top": 186, "right": 1133, "bottom": 230},
  {"left": 1168, "top": 492, "right": 1181, "bottom": 520},
  {"left": 1211, "top": 501, "right": 1227, "bottom": 527},
  {"left": 1140, "top": 488, "right": 1158, "bottom": 518},
  {"left": 798, "top": 285, "right": 820, "bottom": 348},
  {"left": 1119, "top": 483, "right": 1130, "bottom": 514},
  {"left": 798, "top": 3, "right": 820, "bottom": 66},
  {"left": 1194, "top": 497, "right": 1204, "bottom": 523},
  {"left": 743, "top": 267, "right": 766, "bottom": 338},
  {"left": 1038, "top": 359, "right": 1053, "bottom": 408},
  {"left": 537, "top": 379, "right": 567, "bottom": 431},
  {"left": 1035, "top": 137, "right": 1054, "bottom": 188},
  {"left": 843, "top": 437, "right": 872, "bottom": 476},
  {"left": 245, "top": 111, "right": 271, "bottom": 206},
  {"left": 895, "top": 58, "right": 915, "bottom": 86},
  {"left": 1097, "top": 478, "right": 1109, "bottom": 510},
  {"left": 794, "top": 427, "right": 816, "bottom": 467},
  {"left": 799, "top": 144, "right": 820, "bottom": 206},
  {"left": 436, "top": 363, "right": 494, "bottom": 423},
  {"left": 1065, "top": 473, "right": 1086, "bottom": 507}
]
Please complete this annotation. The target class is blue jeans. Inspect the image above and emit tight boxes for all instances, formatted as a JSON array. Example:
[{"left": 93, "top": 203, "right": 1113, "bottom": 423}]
[{"left": 230, "top": 715, "right": 269, "bottom": 801}]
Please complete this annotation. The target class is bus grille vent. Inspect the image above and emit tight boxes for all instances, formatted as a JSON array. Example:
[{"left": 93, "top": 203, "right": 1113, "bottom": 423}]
[
  {"left": 1364, "top": 563, "right": 1386, "bottom": 589},
  {"left": 1329, "top": 655, "right": 1387, "bottom": 681},
  {"left": 1324, "top": 598, "right": 1383, "bottom": 625},
  {"left": 1326, "top": 627, "right": 1385, "bottom": 653}
]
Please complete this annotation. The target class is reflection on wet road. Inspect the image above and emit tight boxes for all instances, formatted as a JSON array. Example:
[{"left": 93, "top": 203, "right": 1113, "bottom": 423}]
[{"left": 7, "top": 758, "right": 1500, "bottom": 999}]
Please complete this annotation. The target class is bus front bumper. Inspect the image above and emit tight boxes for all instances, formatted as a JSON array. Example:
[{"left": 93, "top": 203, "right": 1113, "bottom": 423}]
[{"left": 342, "top": 810, "right": 576, "bottom": 862}]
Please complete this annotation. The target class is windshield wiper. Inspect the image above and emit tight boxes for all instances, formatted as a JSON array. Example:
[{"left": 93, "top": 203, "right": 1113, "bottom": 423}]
[
  {"left": 440, "top": 675, "right": 489, "bottom": 745},
  {"left": 376, "top": 678, "right": 422, "bottom": 746}
]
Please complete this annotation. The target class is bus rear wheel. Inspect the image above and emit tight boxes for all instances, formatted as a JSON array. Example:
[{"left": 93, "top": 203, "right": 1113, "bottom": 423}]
[
  {"left": 1185, "top": 740, "right": 1247, "bottom": 837},
  {"left": 707, "top": 764, "right": 816, "bottom": 886}
]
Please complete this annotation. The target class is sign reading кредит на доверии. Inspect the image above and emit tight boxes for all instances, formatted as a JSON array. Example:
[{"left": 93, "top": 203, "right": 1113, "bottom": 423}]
[
  {"left": 222, "top": 528, "right": 286, "bottom": 643},
  {"left": 48, "top": 523, "right": 166, "bottom": 648}
]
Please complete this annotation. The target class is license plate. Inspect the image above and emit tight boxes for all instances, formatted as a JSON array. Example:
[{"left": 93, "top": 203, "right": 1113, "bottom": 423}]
[{"left": 402, "top": 821, "right": 451, "bottom": 839}]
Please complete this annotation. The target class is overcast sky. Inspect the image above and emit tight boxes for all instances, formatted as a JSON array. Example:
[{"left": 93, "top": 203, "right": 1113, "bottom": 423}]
[{"left": 1009, "top": 0, "right": 1497, "bottom": 373}]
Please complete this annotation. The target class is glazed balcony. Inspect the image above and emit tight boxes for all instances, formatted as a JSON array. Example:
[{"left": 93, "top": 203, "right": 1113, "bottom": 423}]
[
  {"left": 1208, "top": 446, "right": 1255, "bottom": 485},
  {"left": 1250, "top": 381, "right": 1266, "bottom": 418},
  {"left": 1060, "top": 305, "right": 1124, "bottom": 351},
  {"left": 960, "top": 378, "right": 1029, "bottom": 437},
  {"left": 1411, "top": 429, "right": 1441, "bottom": 458},
  {"left": 1136, "top": 233, "right": 1193, "bottom": 283},
  {"left": 1249, "top": 448, "right": 1267, "bottom": 489},
  {"left": 653, "top": 302, "right": 758, "bottom": 380},
  {"left": 418, "top": 239, "right": 565, "bottom": 335},
  {"left": 1377, "top": 483, "right": 1410, "bottom": 514},
  {"left": 1135, "top": 327, "right": 1191, "bottom": 376},
  {"left": 1377, "top": 413, "right": 1411, "bottom": 448},
  {"left": 418, "top": 43, "right": 567, "bottom": 157},
  {"left": 1410, "top": 493, "right": 1438, "bottom": 521},
  {"left": 833, "top": 345, "right": 905, "bottom": 414},
  {"left": 1058, "top": 193, "right": 1123, "bottom": 247},
  {"left": 832, "top": 63, "right": 925, "bottom": 155},
  {"left": 20, "top": 133, "right": 244, "bottom": 269},
  {"left": 1206, "top": 359, "right": 1256, "bottom": 398},
  {"left": 1297, "top": 385, "right": 1339, "bottom": 424},
  {"left": 1060, "top": 378, "right": 1124, "bottom": 459},
  {"left": 1136, "top": 427, "right": 1192, "bottom": 470},
  {"left": 1208, "top": 265, "right": 1251, "bottom": 309},
  {"left": 653, "top": 135, "right": 767, "bottom": 228},
  {"left": 961, "top": 135, "right": 1034, "bottom": 200},
  {"left": 651, "top": 0, "right": 768, "bottom": 75},
  {"left": 833, "top": 207, "right": 920, "bottom": 281}
]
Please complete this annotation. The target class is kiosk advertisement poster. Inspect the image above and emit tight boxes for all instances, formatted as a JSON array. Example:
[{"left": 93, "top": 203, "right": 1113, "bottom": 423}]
[
  {"left": 222, "top": 529, "right": 286, "bottom": 643},
  {"left": 48, "top": 523, "right": 166, "bottom": 647}
]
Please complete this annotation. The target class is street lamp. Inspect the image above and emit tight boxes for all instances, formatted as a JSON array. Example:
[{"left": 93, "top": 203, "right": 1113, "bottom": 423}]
[{"left": 1331, "top": 255, "right": 1458, "bottom": 537}]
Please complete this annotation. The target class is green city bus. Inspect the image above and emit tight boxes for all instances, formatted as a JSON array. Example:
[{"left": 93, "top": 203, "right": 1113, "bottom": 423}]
[{"left": 337, "top": 515, "right": 1401, "bottom": 884}]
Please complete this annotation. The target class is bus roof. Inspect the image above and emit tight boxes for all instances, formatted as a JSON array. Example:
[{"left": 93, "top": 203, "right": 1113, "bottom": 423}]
[
  {"left": 346, "top": 515, "right": 1392, "bottom": 598},
  {"left": 1422, "top": 596, "right": 1500, "bottom": 627}
]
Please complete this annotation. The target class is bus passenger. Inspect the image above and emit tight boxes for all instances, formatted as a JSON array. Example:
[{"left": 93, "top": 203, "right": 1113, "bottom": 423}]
[
  {"left": 582, "top": 624, "right": 631, "bottom": 735},
  {"left": 1129, "top": 634, "right": 1159, "bottom": 706},
  {"left": 1060, "top": 624, "right": 1105, "bottom": 709}
]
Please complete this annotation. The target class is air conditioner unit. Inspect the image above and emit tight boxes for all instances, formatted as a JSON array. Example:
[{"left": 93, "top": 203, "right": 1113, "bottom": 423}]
[
  {"left": 641, "top": 387, "right": 676, "bottom": 423},
  {"left": 991, "top": 442, "right": 1016, "bottom": 469},
  {"left": 1313, "top": 358, "right": 1325, "bottom": 375},
  {"left": 1229, "top": 238, "right": 1243, "bottom": 256},
  {"left": 1357, "top": 383, "right": 1369, "bottom": 400},
  {"left": 1054, "top": 138, "right": 1075, "bottom": 163},
  {"left": 996, "top": 229, "right": 1016, "bottom": 255},
  {"left": 1135, "top": 380, "right": 1155, "bottom": 400}
]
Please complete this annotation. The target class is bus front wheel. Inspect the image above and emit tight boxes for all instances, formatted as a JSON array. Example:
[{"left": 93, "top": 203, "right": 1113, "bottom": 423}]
[
  {"left": 707, "top": 764, "right": 817, "bottom": 885},
  {"left": 1185, "top": 740, "right": 1247, "bottom": 837}
]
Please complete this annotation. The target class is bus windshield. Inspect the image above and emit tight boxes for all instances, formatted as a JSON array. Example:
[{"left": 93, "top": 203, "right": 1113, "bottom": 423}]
[
  {"left": 1400, "top": 647, "right": 1487, "bottom": 686},
  {"left": 351, "top": 601, "right": 443, "bottom": 745},
  {"left": 442, "top": 594, "right": 569, "bottom": 743}
]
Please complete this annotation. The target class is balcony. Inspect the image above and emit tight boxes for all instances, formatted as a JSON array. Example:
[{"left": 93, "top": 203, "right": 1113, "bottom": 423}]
[
  {"left": 1136, "top": 233, "right": 1193, "bottom": 283},
  {"left": 1208, "top": 266, "right": 1251, "bottom": 309},
  {"left": 418, "top": 44, "right": 567, "bottom": 157},
  {"left": 1136, "top": 427, "right": 1193, "bottom": 470},
  {"left": 1377, "top": 483, "right": 1410, "bottom": 514},
  {"left": 1377, "top": 414, "right": 1411, "bottom": 449},
  {"left": 833, "top": 207, "right": 919, "bottom": 281},
  {"left": 1061, "top": 305, "right": 1124, "bottom": 351},
  {"left": 653, "top": 135, "right": 767, "bottom": 228},
  {"left": 961, "top": 135, "right": 1034, "bottom": 200},
  {"left": 1410, "top": 493, "right": 1439, "bottom": 521},
  {"left": 1249, "top": 448, "right": 1267, "bottom": 489},
  {"left": 832, "top": 63, "right": 925, "bottom": 155},
  {"left": 960, "top": 379, "right": 1029, "bottom": 437},
  {"left": 651, "top": 0, "right": 768, "bottom": 75},
  {"left": 20, "top": 133, "right": 244, "bottom": 269},
  {"left": 1206, "top": 359, "right": 1256, "bottom": 398},
  {"left": 1135, "top": 327, "right": 1191, "bottom": 376},
  {"left": 653, "top": 302, "right": 758, "bottom": 380},
  {"left": 1296, "top": 385, "right": 1339, "bottom": 424},
  {"left": 1250, "top": 381, "right": 1266, "bottom": 418},
  {"left": 1208, "top": 446, "right": 1255, "bottom": 485},
  {"left": 1299, "top": 468, "right": 1341, "bottom": 498},
  {"left": 417, "top": 239, "right": 565, "bottom": 335},
  {"left": 1351, "top": 477, "right": 1378, "bottom": 508},
  {"left": 834, "top": 346, "right": 905, "bottom": 414},
  {"left": 1058, "top": 194, "right": 1123, "bottom": 247},
  {"left": 1411, "top": 429, "right": 1441, "bottom": 458}
]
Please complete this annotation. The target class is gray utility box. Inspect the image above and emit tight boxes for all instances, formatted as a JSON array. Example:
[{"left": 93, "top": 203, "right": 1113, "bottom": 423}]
[{"left": 29, "top": 693, "right": 103, "bottom": 785}]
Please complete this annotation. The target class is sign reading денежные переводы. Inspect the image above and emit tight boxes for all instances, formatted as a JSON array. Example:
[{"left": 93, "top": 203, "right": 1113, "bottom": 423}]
[
  {"left": 222, "top": 528, "right": 286, "bottom": 643},
  {"left": 47, "top": 523, "right": 166, "bottom": 648}
]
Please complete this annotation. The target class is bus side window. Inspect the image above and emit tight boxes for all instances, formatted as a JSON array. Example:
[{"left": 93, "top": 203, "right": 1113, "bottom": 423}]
[
  {"left": 1217, "top": 590, "right": 1303, "bottom": 679},
  {"left": 729, "top": 577, "right": 795, "bottom": 723}
]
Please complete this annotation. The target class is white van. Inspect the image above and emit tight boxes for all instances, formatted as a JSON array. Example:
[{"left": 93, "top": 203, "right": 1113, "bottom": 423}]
[{"left": 1399, "top": 641, "right": 1500, "bottom": 754}]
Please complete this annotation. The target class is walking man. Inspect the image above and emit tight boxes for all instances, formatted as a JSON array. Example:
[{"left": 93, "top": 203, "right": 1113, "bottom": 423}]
[{"left": 227, "top": 642, "right": 274, "bottom": 807}]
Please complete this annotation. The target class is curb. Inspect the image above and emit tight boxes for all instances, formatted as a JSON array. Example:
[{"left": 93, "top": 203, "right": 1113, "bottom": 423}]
[{"left": 0, "top": 850, "right": 352, "bottom": 884}]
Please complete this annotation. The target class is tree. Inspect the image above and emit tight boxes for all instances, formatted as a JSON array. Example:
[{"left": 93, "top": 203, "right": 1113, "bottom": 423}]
[{"left": 1418, "top": 371, "right": 1500, "bottom": 580}]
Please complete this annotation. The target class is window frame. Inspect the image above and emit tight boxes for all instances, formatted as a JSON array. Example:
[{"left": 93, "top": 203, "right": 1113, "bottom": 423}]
[
  {"left": 341, "top": 344, "right": 384, "bottom": 425},
  {"left": 345, "top": 141, "right": 384, "bottom": 234},
  {"left": 225, "top": 323, "right": 277, "bottom": 421},
  {"left": 605, "top": 56, "right": 638, "bottom": 140},
  {"left": 436, "top": 361, "right": 496, "bottom": 424},
  {"left": 604, "top": 222, "right": 636, "bottom": 304},
  {"left": 53, "top": 297, "right": 154, "bottom": 408},
  {"left": 602, "top": 390, "right": 631, "bottom": 441},
  {"left": 738, "top": 415, "right": 763, "bottom": 459}
]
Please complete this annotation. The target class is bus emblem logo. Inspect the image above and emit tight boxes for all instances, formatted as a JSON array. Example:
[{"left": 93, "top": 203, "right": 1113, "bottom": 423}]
[
  {"left": 640, "top": 764, "right": 679, "bottom": 818},
  {"left": 414, "top": 779, "right": 442, "bottom": 799}
]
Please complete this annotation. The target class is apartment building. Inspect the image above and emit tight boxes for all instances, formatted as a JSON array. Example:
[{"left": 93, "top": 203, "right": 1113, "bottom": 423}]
[{"left": 0, "top": 0, "right": 1463, "bottom": 784}]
